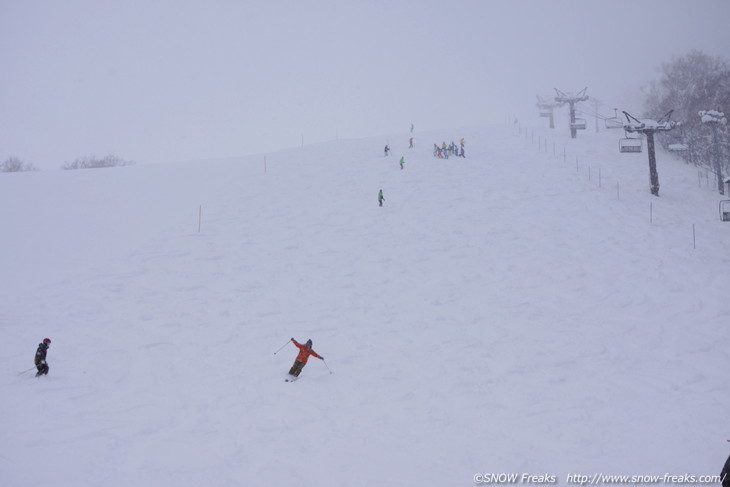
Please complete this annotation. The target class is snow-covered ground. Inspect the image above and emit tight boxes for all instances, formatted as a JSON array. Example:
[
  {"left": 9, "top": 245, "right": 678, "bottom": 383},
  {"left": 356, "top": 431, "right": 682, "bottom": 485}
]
[{"left": 1, "top": 121, "right": 728, "bottom": 486}]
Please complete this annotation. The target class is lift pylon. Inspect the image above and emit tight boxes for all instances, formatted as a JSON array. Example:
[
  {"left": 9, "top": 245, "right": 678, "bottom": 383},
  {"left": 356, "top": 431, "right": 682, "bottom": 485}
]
[
  {"left": 554, "top": 87, "right": 589, "bottom": 138},
  {"left": 622, "top": 110, "right": 676, "bottom": 196}
]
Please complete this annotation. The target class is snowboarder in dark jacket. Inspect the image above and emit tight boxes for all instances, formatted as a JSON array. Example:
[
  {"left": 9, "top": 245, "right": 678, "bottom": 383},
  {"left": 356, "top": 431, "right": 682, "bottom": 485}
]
[
  {"left": 288, "top": 338, "right": 323, "bottom": 378},
  {"left": 35, "top": 338, "right": 51, "bottom": 377}
]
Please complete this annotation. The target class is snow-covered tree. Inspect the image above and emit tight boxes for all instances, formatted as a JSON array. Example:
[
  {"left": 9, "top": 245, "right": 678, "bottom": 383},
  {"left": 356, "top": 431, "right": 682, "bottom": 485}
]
[
  {"left": 699, "top": 110, "right": 728, "bottom": 194},
  {"left": 61, "top": 154, "right": 135, "bottom": 170},
  {"left": 1, "top": 157, "right": 37, "bottom": 173},
  {"left": 643, "top": 51, "right": 730, "bottom": 175}
]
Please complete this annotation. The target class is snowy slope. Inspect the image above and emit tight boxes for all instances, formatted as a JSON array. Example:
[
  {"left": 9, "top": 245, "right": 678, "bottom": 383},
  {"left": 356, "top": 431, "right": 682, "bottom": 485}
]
[{"left": 1, "top": 122, "right": 729, "bottom": 487}]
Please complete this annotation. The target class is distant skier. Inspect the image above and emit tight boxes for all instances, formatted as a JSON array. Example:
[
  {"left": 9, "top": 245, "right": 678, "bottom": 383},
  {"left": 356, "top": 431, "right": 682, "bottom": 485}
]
[
  {"left": 409, "top": 137, "right": 414, "bottom": 149},
  {"left": 410, "top": 123, "right": 414, "bottom": 133},
  {"left": 399, "top": 156, "right": 405, "bottom": 170},
  {"left": 378, "top": 189, "right": 385, "bottom": 207},
  {"left": 384, "top": 144, "right": 390, "bottom": 156},
  {"left": 288, "top": 338, "right": 323, "bottom": 379},
  {"left": 35, "top": 338, "right": 51, "bottom": 377}
]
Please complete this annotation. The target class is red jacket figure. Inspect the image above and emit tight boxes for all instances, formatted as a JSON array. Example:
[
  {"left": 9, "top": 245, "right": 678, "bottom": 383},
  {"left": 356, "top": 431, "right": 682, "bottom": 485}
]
[{"left": 288, "top": 338, "right": 323, "bottom": 378}]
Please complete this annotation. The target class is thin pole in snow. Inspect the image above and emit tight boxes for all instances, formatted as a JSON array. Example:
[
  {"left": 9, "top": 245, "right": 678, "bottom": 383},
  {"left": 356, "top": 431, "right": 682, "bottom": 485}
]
[
  {"left": 693, "top": 224, "right": 696, "bottom": 249},
  {"left": 651, "top": 202, "right": 656, "bottom": 223},
  {"left": 198, "top": 205, "right": 202, "bottom": 233},
  {"left": 617, "top": 181, "right": 620, "bottom": 200}
]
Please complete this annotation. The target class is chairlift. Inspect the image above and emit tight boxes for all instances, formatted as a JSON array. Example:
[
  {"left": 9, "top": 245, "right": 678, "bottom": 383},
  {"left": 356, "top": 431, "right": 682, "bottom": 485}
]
[
  {"left": 619, "top": 136, "right": 643, "bottom": 153},
  {"left": 720, "top": 200, "right": 730, "bottom": 222},
  {"left": 667, "top": 124, "right": 688, "bottom": 152},
  {"left": 605, "top": 109, "right": 624, "bottom": 129},
  {"left": 539, "top": 108, "right": 553, "bottom": 117},
  {"left": 570, "top": 118, "right": 587, "bottom": 130}
]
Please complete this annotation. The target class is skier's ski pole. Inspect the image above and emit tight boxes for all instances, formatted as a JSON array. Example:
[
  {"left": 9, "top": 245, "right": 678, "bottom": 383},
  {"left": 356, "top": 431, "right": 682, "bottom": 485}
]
[
  {"left": 322, "top": 359, "right": 333, "bottom": 374},
  {"left": 17, "top": 367, "right": 35, "bottom": 376},
  {"left": 274, "top": 339, "right": 291, "bottom": 355}
]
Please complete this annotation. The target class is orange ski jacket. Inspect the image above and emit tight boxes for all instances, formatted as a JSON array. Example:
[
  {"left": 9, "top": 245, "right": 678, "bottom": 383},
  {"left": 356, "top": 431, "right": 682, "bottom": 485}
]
[{"left": 292, "top": 339, "right": 322, "bottom": 364}]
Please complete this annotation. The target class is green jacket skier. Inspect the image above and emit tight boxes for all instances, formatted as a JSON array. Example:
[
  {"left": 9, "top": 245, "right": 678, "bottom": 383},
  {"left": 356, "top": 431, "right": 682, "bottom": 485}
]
[
  {"left": 399, "top": 156, "right": 405, "bottom": 170},
  {"left": 378, "top": 189, "right": 385, "bottom": 207}
]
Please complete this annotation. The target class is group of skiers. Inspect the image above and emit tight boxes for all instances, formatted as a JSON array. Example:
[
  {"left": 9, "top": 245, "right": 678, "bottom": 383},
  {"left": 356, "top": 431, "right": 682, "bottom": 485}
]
[
  {"left": 433, "top": 139, "right": 465, "bottom": 159},
  {"left": 379, "top": 127, "right": 469, "bottom": 207}
]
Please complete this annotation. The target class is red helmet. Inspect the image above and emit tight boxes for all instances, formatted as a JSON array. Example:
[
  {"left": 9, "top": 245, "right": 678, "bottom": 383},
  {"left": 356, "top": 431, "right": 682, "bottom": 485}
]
[{"left": 43, "top": 338, "right": 51, "bottom": 344}]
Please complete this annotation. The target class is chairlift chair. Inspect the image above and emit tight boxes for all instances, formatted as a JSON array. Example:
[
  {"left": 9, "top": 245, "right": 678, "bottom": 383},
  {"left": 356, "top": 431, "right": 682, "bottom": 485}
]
[
  {"left": 605, "top": 108, "right": 624, "bottom": 129},
  {"left": 570, "top": 118, "right": 587, "bottom": 130},
  {"left": 605, "top": 117, "right": 624, "bottom": 129},
  {"left": 539, "top": 108, "right": 553, "bottom": 117},
  {"left": 619, "top": 136, "right": 643, "bottom": 153},
  {"left": 668, "top": 143, "right": 689, "bottom": 152},
  {"left": 720, "top": 200, "right": 730, "bottom": 222}
]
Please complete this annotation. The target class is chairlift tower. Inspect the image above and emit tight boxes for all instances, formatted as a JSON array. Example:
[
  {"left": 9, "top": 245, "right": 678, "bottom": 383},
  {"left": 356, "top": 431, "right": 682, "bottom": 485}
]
[
  {"left": 623, "top": 110, "right": 677, "bottom": 197},
  {"left": 700, "top": 110, "right": 727, "bottom": 195},
  {"left": 554, "top": 87, "right": 588, "bottom": 138},
  {"left": 536, "top": 95, "right": 559, "bottom": 129}
]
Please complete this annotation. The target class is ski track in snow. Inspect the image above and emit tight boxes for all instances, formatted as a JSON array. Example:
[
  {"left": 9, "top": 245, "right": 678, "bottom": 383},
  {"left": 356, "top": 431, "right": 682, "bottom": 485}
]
[{"left": 1, "top": 124, "right": 729, "bottom": 486}]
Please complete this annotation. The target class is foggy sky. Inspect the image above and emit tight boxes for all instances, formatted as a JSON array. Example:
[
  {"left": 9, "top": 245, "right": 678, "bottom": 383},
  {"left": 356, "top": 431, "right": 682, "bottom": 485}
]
[{"left": 2, "top": 0, "right": 729, "bottom": 169}]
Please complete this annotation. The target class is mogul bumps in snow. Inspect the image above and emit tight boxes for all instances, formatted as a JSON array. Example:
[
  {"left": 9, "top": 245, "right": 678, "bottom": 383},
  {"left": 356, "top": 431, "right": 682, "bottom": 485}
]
[
  {"left": 35, "top": 338, "right": 51, "bottom": 377},
  {"left": 287, "top": 338, "right": 323, "bottom": 380}
]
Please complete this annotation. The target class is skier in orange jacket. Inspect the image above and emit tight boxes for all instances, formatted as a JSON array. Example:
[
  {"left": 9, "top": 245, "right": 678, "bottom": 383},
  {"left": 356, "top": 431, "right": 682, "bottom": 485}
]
[{"left": 288, "top": 338, "right": 323, "bottom": 378}]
